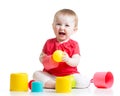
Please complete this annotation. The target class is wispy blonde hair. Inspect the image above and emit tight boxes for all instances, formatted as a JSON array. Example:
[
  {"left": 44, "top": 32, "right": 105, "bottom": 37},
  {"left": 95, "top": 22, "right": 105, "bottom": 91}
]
[{"left": 53, "top": 9, "right": 78, "bottom": 28}]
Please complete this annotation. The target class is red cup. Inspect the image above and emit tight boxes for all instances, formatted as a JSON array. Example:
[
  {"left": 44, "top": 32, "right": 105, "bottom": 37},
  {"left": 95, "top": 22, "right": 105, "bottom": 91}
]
[
  {"left": 93, "top": 72, "right": 114, "bottom": 88},
  {"left": 28, "top": 80, "right": 35, "bottom": 89}
]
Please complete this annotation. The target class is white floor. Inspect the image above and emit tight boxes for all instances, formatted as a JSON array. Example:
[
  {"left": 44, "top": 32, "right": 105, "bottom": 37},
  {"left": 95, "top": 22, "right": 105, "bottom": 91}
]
[{"left": 0, "top": 84, "right": 119, "bottom": 96}]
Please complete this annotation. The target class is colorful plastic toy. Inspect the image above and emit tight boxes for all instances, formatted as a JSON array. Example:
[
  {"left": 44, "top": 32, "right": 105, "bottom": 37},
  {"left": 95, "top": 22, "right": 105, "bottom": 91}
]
[
  {"left": 56, "top": 76, "right": 72, "bottom": 93},
  {"left": 10, "top": 73, "right": 28, "bottom": 91},
  {"left": 91, "top": 71, "right": 114, "bottom": 88},
  {"left": 31, "top": 81, "right": 43, "bottom": 92},
  {"left": 28, "top": 80, "right": 35, "bottom": 89},
  {"left": 52, "top": 50, "right": 63, "bottom": 62},
  {"left": 64, "top": 75, "right": 76, "bottom": 88}
]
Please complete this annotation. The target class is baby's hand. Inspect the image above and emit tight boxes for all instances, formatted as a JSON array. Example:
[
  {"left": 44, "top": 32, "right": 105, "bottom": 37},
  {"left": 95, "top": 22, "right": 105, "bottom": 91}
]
[
  {"left": 41, "top": 52, "right": 47, "bottom": 57},
  {"left": 62, "top": 52, "right": 70, "bottom": 63},
  {"left": 39, "top": 52, "right": 47, "bottom": 62}
]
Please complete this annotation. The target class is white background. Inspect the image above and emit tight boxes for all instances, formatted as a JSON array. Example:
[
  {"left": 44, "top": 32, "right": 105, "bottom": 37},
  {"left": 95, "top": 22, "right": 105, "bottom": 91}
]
[{"left": 0, "top": 0, "right": 120, "bottom": 91}]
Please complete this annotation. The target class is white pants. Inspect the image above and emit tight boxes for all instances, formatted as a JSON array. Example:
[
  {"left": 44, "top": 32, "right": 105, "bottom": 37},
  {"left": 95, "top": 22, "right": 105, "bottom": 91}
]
[{"left": 33, "top": 71, "right": 91, "bottom": 89}]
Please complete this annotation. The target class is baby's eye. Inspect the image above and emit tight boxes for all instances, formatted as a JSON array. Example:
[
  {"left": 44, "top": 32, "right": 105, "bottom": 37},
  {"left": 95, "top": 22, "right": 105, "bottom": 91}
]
[
  {"left": 65, "top": 24, "right": 70, "bottom": 27},
  {"left": 56, "top": 23, "right": 61, "bottom": 26}
]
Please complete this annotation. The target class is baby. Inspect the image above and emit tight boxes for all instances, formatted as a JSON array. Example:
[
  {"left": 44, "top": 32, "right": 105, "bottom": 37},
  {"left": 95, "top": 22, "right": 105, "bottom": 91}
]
[{"left": 33, "top": 9, "right": 90, "bottom": 89}]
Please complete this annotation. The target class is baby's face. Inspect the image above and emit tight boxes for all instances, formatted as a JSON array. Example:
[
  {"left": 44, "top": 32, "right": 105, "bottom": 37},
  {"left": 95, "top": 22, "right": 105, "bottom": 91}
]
[{"left": 52, "top": 15, "right": 77, "bottom": 42}]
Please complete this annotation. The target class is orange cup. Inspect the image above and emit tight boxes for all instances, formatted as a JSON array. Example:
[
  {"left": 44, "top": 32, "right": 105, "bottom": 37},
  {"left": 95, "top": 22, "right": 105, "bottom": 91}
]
[{"left": 93, "top": 72, "right": 114, "bottom": 88}]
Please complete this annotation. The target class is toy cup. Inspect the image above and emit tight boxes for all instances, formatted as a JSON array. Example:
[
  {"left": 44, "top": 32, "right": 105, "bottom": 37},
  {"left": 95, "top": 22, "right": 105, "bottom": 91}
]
[
  {"left": 10, "top": 73, "right": 28, "bottom": 91},
  {"left": 93, "top": 72, "right": 114, "bottom": 88},
  {"left": 28, "top": 80, "right": 35, "bottom": 89},
  {"left": 52, "top": 50, "right": 63, "bottom": 62},
  {"left": 56, "top": 77, "right": 72, "bottom": 93},
  {"left": 64, "top": 75, "right": 76, "bottom": 88},
  {"left": 31, "top": 81, "right": 43, "bottom": 92}
]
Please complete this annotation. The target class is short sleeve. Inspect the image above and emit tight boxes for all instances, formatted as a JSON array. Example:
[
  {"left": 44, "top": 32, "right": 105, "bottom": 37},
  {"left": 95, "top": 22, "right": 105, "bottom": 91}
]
[{"left": 73, "top": 41, "right": 80, "bottom": 55}]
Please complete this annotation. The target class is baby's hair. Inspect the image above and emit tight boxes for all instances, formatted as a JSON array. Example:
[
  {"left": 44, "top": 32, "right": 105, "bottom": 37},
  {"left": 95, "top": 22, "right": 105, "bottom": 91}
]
[{"left": 53, "top": 9, "right": 78, "bottom": 28}]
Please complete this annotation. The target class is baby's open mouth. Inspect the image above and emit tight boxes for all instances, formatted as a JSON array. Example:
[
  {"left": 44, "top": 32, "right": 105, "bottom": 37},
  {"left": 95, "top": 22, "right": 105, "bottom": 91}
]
[{"left": 59, "top": 32, "right": 66, "bottom": 35}]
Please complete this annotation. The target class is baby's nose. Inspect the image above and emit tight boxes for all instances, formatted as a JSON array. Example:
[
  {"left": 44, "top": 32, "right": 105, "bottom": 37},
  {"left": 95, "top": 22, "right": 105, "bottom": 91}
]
[{"left": 60, "top": 25, "right": 65, "bottom": 30}]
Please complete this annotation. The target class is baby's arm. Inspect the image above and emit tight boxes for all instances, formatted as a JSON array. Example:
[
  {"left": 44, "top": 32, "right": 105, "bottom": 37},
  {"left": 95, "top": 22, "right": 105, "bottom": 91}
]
[
  {"left": 39, "top": 52, "right": 59, "bottom": 70},
  {"left": 62, "top": 52, "right": 80, "bottom": 67}
]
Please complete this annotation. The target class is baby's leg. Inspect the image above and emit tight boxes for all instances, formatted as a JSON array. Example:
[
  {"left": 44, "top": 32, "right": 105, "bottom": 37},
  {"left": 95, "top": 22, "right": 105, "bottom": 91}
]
[
  {"left": 33, "top": 71, "right": 56, "bottom": 89},
  {"left": 73, "top": 73, "right": 91, "bottom": 89}
]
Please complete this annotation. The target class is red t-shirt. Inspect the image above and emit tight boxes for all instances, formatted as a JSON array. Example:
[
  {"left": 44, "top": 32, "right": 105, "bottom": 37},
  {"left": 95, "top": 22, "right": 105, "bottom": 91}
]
[{"left": 42, "top": 38, "right": 80, "bottom": 76}]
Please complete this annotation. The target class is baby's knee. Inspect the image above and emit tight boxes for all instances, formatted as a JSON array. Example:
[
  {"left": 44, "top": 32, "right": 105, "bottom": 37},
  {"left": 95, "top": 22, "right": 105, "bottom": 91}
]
[
  {"left": 74, "top": 74, "right": 91, "bottom": 89},
  {"left": 76, "top": 78, "right": 90, "bottom": 88},
  {"left": 33, "top": 71, "right": 42, "bottom": 80}
]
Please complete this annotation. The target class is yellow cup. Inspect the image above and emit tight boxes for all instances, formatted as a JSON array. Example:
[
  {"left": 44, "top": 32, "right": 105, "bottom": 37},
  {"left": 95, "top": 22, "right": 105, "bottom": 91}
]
[
  {"left": 64, "top": 75, "right": 76, "bottom": 88},
  {"left": 56, "top": 77, "right": 72, "bottom": 93},
  {"left": 52, "top": 50, "right": 63, "bottom": 62},
  {"left": 10, "top": 73, "right": 28, "bottom": 91}
]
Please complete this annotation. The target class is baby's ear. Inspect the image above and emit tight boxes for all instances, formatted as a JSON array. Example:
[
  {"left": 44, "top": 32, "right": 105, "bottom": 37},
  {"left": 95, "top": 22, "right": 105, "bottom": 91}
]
[{"left": 74, "top": 27, "right": 78, "bottom": 32}]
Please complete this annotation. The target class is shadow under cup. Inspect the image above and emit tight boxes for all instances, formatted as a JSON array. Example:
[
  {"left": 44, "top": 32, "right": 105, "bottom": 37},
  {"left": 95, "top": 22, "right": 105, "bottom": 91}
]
[{"left": 93, "top": 72, "right": 114, "bottom": 88}]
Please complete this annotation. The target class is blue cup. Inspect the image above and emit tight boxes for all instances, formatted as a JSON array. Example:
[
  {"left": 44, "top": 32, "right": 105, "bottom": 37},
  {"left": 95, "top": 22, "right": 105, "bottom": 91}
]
[{"left": 31, "top": 81, "right": 43, "bottom": 92}]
